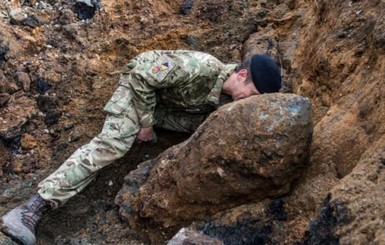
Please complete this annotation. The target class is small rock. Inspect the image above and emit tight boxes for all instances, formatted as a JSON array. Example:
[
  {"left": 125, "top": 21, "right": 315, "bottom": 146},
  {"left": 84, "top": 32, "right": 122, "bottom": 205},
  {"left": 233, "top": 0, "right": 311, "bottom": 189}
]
[
  {"left": 268, "top": 199, "right": 288, "bottom": 221},
  {"left": 0, "top": 71, "right": 19, "bottom": 94},
  {"left": 8, "top": 7, "right": 26, "bottom": 25},
  {"left": 0, "top": 42, "right": 9, "bottom": 62},
  {"left": 243, "top": 34, "right": 280, "bottom": 64},
  {"left": 268, "top": 199, "right": 284, "bottom": 214},
  {"left": 36, "top": 77, "right": 53, "bottom": 94},
  {"left": 58, "top": 8, "right": 77, "bottom": 25},
  {"left": 186, "top": 35, "right": 200, "bottom": 48},
  {"left": 36, "top": 95, "right": 58, "bottom": 112},
  {"left": 0, "top": 93, "right": 11, "bottom": 107},
  {"left": 63, "top": 123, "right": 74, "bottom": 130},
  {"left": 21, "top": 154, "right": 37, "bottom": 173},
  {"left": 44, "top": 109, "right": 61, "bottom": 126},
  {"left": 14, "top": 71, "right": 31, "bottom": 92},
  {"left": 9, "top": 7, "right": 46, "bottom": 28},
  {"left": 0, "top": 96, "right": 37, "bottom": 139},
  {"left": 51, "top": 143, "right": 68, "bottom": 159},
  {"left": 20, "top": 133, "right": 37, "bottom": 150},
  {"left": 77, "top": 0, "right": 102, "bottom": 9},
  {"left": 0, "top": 140, "right": 9, "bottom": 174},
  {"left": 22, "top": 14, "right": 46, "bottom": 28},
  {"left": 181, "top": 0, "right": 194, "bottom": 15},
  {"left": 199, "top": 218, "right": 273, "bottom": 245},
  {"left": 69, "top": 128, "right": 83, "bottom": 142},
  {"left": 0, "top": 232, "right": 19, "bottom": 245},
  {"left": 36, "top": 1, "right": 49, "bottom": 10},
  {"left": 74, "top": 0, "right": 100, "bottom": 20},
  {"left": 0, "top": 11, "right": 8, "bottom": 19},
  {"left": 168, "top": 228, "right": 223, "bottom": 245},
  {"left": 48, "top": 129, "right": 60, "bottom": 140},
  {"left": 273, "top": 212, "right": 288, "bottom": 221},
  {"left": 12, "top": 158, "right": 23, "bottom": 174}
]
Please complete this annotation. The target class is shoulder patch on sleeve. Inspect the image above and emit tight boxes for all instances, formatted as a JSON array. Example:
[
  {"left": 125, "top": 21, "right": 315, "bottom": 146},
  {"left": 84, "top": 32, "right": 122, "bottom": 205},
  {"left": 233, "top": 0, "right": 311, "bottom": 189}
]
[{"left": 147, "top": 55, "right": 177, "bottom": 82}]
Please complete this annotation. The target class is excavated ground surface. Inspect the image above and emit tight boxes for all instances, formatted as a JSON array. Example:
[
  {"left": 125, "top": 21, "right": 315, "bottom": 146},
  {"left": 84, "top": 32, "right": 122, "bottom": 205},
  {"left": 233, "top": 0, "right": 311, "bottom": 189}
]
[
  {"left": 1, "top": 0, "right": 288, "bottom": 243},
  {"left": 1, "top": 0, "right": 385, "bottom": 244}
]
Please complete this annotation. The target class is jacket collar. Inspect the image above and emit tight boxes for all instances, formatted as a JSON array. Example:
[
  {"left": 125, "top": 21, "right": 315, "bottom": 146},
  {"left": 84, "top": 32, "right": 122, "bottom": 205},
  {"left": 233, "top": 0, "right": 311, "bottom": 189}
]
[{"left": 207, "top": 64, "right": 236, "bottom": 105}]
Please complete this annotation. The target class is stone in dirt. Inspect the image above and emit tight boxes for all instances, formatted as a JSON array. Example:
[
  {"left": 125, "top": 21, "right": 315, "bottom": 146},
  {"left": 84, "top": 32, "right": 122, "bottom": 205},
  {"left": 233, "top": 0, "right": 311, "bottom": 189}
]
[
  {"left": 0, "top": 96, "right": 37, "bottom": 139},
  {"left": 116, "top": 93, "right": 313, "bottom": 228},
  {"left": 200, "top": 219, "right": 273, "bottom": 245},
  {"left": 0, "top": 232, "right": 18, "bottom": 245},
  {"left": 36, "top": 95, "right": 58, "bottom": 112},
  {"left": 0, "top": 140, "right": 10, "bottom": 176},
  {"left": 44, "top": 109, "right": 61, "bottom": 127},
  {"left": 20, "top": 133, "right": 37, "bottom": 150},
  {"left": 243, "top": 33, "right": 280, "bottom": 63},
  {"left": 14, "top": 72, "right": 31, "bottom": 92},
  {"left": 74, "top": 0, "right": 101, "bottom": 20},
  {"left": 268, "top": 198, "right": 288, "bottom": 221},
  {"left": 0, "top": 93, "right": 10, "bottom": 107},
  {"left": 176, "top": 197, "right": 289, "bottom": 244},
  {"left": 9, "top": 7, "right": 46, "bottom": 28},
  {"left": 36, "top": 77, "right": 53, "bottom": 94},
  {"left": 0, "top": 71, "right": 18, "bottom": 95},
  {"left": 302, "top": 194, "right": 341, "bottom": 245},
  {"left": 167, "top": 228, "right": 223, "bottom": 245},
  {"left": 0, "top": 43, "right": 9, "bottom": 63},
  {"left": 181, "top": 0, "right": 194, "bottom": 15}
]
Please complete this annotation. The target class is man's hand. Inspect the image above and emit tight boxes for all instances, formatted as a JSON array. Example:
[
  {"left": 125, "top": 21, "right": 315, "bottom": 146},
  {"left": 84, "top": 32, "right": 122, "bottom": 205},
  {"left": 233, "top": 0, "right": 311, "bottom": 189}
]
[{"left": 136, "top": 126, "right": 155, "bottom": 143}]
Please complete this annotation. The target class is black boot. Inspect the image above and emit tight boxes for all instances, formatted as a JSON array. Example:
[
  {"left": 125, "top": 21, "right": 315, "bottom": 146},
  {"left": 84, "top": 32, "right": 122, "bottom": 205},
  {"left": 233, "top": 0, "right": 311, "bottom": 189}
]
[{"left": 1, "top": 194, "right": 51, "bottom": 245}]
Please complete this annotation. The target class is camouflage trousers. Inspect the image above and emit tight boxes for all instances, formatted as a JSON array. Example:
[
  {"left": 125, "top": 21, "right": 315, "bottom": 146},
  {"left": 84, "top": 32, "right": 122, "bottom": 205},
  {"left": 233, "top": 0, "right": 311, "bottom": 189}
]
[{"left": 38, "top": 85, "right": 209, "bottom": 208}]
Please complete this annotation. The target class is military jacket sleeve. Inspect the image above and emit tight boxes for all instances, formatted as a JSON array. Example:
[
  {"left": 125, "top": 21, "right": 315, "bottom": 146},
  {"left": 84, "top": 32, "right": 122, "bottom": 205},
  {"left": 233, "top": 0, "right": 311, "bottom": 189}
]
[{"left": 118, "top": 50, "right": 231, "bottom": 128}]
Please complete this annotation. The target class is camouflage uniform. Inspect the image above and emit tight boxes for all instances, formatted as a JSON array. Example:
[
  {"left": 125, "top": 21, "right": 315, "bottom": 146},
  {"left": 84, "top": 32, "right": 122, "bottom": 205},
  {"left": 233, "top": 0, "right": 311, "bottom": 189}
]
[{"left": 38, "top": 50, "right": 236, "bottom": 208}]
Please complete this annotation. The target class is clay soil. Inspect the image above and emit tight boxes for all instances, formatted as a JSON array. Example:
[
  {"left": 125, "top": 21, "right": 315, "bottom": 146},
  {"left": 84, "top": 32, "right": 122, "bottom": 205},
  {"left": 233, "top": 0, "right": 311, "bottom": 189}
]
[
  {"left": 1, "top": 0, "right": 385, "bottom": 244},
  {"left": 1, "top": 0, "right": 274, "bottom": 244}
]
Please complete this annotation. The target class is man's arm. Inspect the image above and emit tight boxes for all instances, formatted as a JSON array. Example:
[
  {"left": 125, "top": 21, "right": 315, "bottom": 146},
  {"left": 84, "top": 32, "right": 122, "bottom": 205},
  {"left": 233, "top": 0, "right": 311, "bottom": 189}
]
[{"left": 121, "top": 53, "right": 190, "bottom": 128}]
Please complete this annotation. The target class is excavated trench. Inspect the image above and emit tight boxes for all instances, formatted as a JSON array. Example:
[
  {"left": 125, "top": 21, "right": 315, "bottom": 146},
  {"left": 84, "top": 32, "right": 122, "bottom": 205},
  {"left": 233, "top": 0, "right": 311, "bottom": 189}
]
[{"left": 1, "top": 0, "right": 385, "bottom": 244}]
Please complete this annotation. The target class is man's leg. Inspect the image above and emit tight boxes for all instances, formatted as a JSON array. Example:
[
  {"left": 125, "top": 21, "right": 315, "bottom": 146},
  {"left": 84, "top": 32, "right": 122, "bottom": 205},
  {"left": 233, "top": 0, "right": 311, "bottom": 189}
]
[
  {"left": 40, "top": 85, "right": 139, "bottom": 207},
  {"left": 1, "top": 85, "right": 138, "bottom": 245},
  {"left": 39, "top": 113, "right": 139, "bottom": 208}
]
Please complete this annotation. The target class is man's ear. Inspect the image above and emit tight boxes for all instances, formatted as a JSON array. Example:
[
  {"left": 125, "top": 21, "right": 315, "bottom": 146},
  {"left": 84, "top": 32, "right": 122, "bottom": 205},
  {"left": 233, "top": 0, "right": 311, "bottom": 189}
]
[{"left": 237, "top": 69, "right": 248, "bottom": 82}]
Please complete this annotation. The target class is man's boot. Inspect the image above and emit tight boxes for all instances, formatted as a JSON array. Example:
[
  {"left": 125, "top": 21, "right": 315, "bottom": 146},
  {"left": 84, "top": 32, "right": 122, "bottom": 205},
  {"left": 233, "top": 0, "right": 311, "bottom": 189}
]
[{"left": 0, "top": 194, "right": 51, "bottom": 245}]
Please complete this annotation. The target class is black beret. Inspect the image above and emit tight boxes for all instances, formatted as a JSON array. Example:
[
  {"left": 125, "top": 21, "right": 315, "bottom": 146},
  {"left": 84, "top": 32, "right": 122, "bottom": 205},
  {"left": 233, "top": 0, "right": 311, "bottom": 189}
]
[{"left": 250, "top": 54, "right": 282, "bottom": 94}]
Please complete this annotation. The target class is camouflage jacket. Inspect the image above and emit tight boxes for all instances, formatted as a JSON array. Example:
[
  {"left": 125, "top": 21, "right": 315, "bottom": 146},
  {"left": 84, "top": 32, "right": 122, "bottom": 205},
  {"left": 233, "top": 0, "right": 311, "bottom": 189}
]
[{"left": 118, "top": 50, "right": 237, "bottom": 127}]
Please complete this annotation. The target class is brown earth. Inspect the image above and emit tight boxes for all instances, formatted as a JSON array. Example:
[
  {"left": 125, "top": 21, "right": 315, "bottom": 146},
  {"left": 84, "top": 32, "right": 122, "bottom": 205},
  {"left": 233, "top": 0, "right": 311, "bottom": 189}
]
[{"left": 1, "top": 0, "right": 385, "bottom": 244}]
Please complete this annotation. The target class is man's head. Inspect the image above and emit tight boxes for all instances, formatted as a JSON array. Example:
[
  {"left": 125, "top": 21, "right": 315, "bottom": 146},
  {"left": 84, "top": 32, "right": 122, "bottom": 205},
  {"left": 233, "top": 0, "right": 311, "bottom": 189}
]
[{"left": 223, "top": 54, "right": 282, "bottom": 100}]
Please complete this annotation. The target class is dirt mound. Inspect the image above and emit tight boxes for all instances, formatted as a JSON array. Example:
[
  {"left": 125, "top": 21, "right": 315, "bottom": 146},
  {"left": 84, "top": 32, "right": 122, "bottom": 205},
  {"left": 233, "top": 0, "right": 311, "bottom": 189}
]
[{"left": 1, "top": 0, "right": 385, "bottom": 244}]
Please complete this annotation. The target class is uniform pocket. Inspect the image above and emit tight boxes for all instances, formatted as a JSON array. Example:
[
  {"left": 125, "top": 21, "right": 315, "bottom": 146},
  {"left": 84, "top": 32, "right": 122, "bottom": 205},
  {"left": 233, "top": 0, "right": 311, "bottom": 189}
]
[{"left": 104, "top": 85, "right": 133, "bottom": 115}]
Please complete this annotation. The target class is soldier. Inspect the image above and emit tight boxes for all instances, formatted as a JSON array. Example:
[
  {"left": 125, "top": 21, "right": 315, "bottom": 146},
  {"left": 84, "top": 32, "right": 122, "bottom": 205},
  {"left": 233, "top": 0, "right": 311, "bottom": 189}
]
[{"left": 0, "top": 50, "right": 281, "bottom": 245}]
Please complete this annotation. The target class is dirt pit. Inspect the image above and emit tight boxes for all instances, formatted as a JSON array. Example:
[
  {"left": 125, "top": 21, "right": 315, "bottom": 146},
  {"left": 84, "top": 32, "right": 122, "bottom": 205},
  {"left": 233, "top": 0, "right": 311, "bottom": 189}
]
[{"left": 1, "top": 0, "right": 385, "bottom": 244}]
